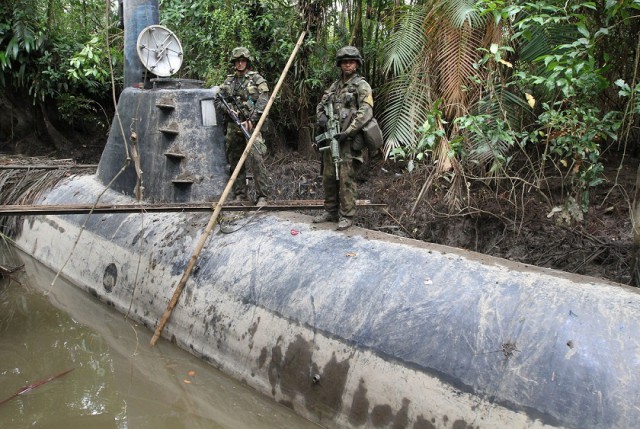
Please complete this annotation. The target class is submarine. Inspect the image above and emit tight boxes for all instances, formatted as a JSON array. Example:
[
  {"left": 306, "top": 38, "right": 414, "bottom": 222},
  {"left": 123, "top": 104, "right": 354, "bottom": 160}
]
[{"left": 6, "top": 1, "right": 640, "bottom": 428}]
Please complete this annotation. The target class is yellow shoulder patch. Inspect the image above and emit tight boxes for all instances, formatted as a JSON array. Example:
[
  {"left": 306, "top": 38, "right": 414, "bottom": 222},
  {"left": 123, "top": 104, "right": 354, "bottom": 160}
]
[{"left": 363, "top": 94, "right": 374, "bottom": 107}]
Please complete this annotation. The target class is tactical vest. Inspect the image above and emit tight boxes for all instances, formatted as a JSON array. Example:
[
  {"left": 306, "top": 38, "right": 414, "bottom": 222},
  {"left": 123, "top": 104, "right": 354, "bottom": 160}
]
[
  {"left": 220, "top": 71, "right": 267, "bottom": 121},
  {"left": 329, "top": 75, "right": 365, "bottom": 129},
  {"left": 329, "top": 75, "right": 383, "bottom": 151}
]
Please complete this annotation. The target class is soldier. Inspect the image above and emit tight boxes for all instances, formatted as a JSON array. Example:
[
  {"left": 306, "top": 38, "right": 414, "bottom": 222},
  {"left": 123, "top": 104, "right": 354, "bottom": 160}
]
[
  {"left": 215, "top": 47, "right": 271, "bottom": 205},
  {"left": 313, "top": 46, "right": 374, "bottom": 230}
]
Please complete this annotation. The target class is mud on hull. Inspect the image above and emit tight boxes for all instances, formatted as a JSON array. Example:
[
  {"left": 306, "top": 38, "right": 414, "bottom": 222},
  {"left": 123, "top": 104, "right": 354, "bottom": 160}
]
[{"left": 13, "top": 172, "right": 640, "bottom": 429}]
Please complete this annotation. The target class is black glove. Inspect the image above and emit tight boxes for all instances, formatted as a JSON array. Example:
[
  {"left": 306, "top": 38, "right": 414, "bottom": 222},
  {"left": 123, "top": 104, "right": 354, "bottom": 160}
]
[
  {"left": 317, "top": 113, "right": 328, "bottom": 129},
  {"left": 334, "top": 132, "right": 348, "bottom": 143}
]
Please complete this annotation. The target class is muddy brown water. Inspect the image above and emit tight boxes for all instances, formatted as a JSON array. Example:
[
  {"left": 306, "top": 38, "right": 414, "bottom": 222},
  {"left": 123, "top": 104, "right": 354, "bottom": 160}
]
[{"left": 0, "top": 246, "right": 321, "bottom": 429}]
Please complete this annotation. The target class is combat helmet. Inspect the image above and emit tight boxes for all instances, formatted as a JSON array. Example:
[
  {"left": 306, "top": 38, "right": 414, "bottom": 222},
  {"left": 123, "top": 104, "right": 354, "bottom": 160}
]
[
  {"left": 335, "top": 46, "right": 363, "bottom": 67},
  {"left": 229, "top": 47, "right": 252, "bottom": 64}
]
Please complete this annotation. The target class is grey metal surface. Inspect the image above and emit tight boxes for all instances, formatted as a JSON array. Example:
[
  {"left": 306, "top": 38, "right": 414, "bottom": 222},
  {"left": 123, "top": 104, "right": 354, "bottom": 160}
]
[
  {"left": 123, "top": 0, "right": 159, "bottom": 88},
  {"left": 14, "top": 174, "right": 640, "bottom": 429},
  {"left": 97, "top": 85, "right": 228, "bottom": 203}
]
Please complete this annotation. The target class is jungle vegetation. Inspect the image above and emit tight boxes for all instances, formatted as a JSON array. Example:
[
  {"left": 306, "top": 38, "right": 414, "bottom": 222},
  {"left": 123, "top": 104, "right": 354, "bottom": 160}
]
[{"left": 1, "top": 0, "right": 640, "bottom": 278}]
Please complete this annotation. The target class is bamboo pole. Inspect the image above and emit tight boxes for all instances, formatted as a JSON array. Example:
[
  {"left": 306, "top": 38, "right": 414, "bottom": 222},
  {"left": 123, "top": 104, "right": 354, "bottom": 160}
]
[{"left": 150, "top": 31, "right": 308, "bottom": 346}]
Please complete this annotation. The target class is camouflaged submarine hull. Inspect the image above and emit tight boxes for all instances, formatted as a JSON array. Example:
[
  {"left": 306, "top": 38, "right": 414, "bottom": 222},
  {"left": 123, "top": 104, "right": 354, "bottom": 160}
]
[{"left": 14, "top": 172, "right": 640, "bottom": 429}]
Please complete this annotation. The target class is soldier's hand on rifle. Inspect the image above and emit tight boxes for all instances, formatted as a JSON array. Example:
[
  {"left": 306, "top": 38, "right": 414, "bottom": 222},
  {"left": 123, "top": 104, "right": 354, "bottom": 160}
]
[
  {"left": 317, "top": 113, "right": 328, "bottom": 129},
  {"left": 334, "top": 132, "right": 348, "bottom": 144},
  {"left": 242, "top": 120, "right": 253, "bottom": 132}
]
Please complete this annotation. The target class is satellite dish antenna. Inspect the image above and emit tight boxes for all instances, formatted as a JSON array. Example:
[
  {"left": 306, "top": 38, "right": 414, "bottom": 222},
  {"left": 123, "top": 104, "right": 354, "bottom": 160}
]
[{"left": 136, "top": 25, "right": 183, "bottom": 77}]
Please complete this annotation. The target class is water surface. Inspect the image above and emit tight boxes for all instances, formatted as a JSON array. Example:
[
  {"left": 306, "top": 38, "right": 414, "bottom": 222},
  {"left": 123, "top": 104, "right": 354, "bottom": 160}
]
[{"left": 0, "top": 246, "right": 321, "bottom": 429}]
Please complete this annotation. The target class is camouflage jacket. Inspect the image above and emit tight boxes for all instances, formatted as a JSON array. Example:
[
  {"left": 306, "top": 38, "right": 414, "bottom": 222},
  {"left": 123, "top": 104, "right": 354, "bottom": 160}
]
[
  {"left": 316, "top": 73, "right": 373, "bottom": 136},
  {"left": 216, "top": 70, "right": 269, "bottom": 123}
]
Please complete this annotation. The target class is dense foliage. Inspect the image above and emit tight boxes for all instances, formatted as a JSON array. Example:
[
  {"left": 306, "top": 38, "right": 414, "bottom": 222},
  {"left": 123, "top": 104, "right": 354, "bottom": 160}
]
[
  {"left": 1, "top": 0, "right": 639, "bottom": 219},
  {"left": 380, "top": 0, "right": 640, "bottom": 220},
  {"left": 0, "top": 0, "right": 121, "bottom": 133}
]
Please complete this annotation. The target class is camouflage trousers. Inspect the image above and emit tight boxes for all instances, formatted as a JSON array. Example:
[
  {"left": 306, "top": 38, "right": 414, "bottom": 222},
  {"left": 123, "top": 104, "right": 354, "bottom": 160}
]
[
  {"left": 320, "top": 136, "right": 363, "bottom": 218},
  {"left": 225, "top": 123, "right": 271, "bottom": 199}
]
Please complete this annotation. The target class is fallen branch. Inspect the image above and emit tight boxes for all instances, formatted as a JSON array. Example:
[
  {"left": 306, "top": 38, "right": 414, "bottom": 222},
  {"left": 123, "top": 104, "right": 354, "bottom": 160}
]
[
  {"left": 0, "top": 263, "right": 24, "bottom": 278},
  {"left": 0, "top": 368, "right": 74, "bottom": 406}
]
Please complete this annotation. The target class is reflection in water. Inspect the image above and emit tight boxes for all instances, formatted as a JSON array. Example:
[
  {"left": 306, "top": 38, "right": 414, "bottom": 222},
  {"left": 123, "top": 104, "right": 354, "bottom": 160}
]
[{"left": 0, "top": 246, "right": 320, "bottom": 429}]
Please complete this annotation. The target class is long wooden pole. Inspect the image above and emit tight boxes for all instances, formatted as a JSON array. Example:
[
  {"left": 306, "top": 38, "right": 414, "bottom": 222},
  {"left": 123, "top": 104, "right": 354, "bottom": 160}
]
[
  {"left": 0, "top": 200, "right": 383, "bottom": 216},
  {"left": 150, "top": 31, "right": 307, "bottom": 346}
]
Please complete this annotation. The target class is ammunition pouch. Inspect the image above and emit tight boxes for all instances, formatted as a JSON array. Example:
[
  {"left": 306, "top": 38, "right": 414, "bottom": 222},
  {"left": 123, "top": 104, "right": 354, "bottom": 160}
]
[
  {"left": 351, "top": 134, "right": 365, "bottom": 151},
  {"left": 362, "top": 118, "right": 383, "bottom": 152}
]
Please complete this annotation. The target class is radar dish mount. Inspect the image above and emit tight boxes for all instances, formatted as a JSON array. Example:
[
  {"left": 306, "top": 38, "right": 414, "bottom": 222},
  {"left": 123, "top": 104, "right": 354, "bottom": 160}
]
[{"left": 136, "top": 25, "right": 183, "bottom": 77}]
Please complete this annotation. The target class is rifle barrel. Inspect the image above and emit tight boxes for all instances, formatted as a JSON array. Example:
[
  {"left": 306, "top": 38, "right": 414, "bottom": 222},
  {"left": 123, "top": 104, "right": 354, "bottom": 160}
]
[{"left": 217, "top": 94, "right": 252, "bottom": 140}]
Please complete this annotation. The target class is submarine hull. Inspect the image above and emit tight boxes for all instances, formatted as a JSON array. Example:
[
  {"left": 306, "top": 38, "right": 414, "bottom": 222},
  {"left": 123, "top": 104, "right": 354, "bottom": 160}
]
[{"left": 13, "top": 171, "right": 640, "bottom": 429}]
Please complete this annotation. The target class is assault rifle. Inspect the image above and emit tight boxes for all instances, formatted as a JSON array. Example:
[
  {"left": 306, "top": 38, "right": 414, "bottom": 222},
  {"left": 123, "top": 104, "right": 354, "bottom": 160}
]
[
  {"left": 215, "top": 93, "right": 252, "bottom": 141},
  {"left": 314, "top": 102, "right": 341, "bottom": 180}
]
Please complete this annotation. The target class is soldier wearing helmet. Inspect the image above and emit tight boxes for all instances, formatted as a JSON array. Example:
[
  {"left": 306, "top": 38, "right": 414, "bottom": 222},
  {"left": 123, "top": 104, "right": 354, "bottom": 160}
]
[
  {"left": 214, "top": 47, "right": 271, "bottom": 205},
  {"left": 313, "top": 46, "right": 374, "bottom": 230},
  {"left": 229, "top": 47, "right": 253, "bottom": 66}
]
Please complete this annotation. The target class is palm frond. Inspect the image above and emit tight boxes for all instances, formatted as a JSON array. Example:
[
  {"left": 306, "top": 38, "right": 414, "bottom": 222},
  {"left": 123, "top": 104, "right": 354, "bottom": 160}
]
[
  {"left": 0, "top": 158, "right": 89, "bottom": 237},
  {"left": 378, "top": 73, "right": 432, "bottom": 158},
  {"left": 518, "top": 23, "right": 579, "bottom": 63},
  {"left": 441, "top": 0, "right": 486, "bottom": 29},
  {"left": 474, "top": 87, "right": 532, "bottom": 126},
  {"left": 464, "top": 87, "right": 531, "bottom": 167},
  {"left": 381, "top": 7, "right": 428, "bottom": 76},
  {"left": 436, "top": 22, "right": 486, "bottom": 117}
]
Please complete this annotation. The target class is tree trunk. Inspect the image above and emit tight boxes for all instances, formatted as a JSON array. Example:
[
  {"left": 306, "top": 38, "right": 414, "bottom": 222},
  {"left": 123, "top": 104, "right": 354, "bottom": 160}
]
[
  {"left": 298, "top": 104, "right": 315, "bottom": 159},
  {"left": 40, "top": 104, "right": 74, "bottom": 153},
  {"left": 350, "top": 0, "right": 363, "bottom": 48}
]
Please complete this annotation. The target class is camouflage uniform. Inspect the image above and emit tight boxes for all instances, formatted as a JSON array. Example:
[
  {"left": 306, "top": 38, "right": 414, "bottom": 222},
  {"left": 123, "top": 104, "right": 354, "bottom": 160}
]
[
  {"left": 316, "top": 47, "right": 373, "bottom": 222},
  {"left": 215, "top": 47, "right": 271, "bottom": 201}
]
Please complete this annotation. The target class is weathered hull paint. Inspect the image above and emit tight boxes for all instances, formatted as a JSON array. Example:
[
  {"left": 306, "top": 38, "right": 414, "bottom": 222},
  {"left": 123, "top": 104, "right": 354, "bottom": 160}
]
[{"left": 14, "top": 174, "right": 640, "bottom": 429}]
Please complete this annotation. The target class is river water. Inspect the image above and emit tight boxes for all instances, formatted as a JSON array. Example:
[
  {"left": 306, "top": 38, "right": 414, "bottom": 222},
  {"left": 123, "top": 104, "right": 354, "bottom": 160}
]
[{"left": 0, "top": 245, "right": 321, "bottom": 429}]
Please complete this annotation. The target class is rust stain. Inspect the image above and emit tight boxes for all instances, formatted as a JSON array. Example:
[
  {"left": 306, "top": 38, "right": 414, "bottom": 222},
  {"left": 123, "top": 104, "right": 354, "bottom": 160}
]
[
  {"left": 305, "top": 353, "right": 349, "bottom": 418},
  {"left": 452, "top": 419, "right": 472, "bottom": 429},
  {"left": 247, "top": 317, "right": 260, "bottom": 351},
  {"left": 280, "top": 335, "right": 314, "bottom": 398},
  {"left": 248, "top": 318, "right": 260, "bottom": 338}
]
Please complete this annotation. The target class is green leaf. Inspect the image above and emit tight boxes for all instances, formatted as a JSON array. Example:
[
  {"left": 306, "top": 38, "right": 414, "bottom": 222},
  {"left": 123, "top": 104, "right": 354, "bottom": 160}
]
[
  {"left": 576, "top": 24, "right": 589, "bottom": 38},
  {"left": 614, "top": 79, "right": 629, "bottom": 91}
]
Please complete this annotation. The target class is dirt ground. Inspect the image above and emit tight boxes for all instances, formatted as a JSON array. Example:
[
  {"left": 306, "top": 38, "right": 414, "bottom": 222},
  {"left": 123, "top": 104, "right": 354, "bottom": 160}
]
[
  {"left": 264, "top": 150, "right": 637, "bottom": 287},
  {"left": 2, "top": 133, "right": 637, "bottom": 287}
]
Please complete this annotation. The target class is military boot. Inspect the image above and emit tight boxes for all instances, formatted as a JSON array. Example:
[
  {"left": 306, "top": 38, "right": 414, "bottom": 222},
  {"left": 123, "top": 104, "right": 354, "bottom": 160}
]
[
  {"left": 312, "top": 211, "right": 339, "bottom": 223},
  {"left": 336, "top": 217, "right": 353, "bottom": 230}
]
